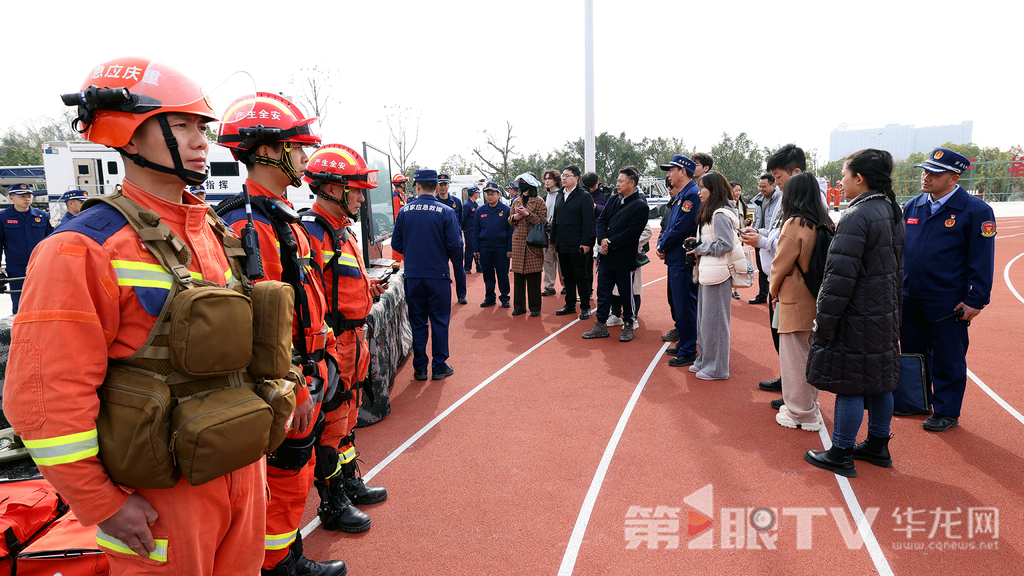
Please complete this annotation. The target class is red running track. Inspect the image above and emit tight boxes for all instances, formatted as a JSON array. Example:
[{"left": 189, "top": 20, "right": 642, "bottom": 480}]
[{"left": 300, "top": 220, "right": 1024, "bottom": 575}]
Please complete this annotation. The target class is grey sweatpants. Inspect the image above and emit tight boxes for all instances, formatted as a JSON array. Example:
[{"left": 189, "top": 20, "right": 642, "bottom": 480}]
[{"left": 693, "top": 279, "right": 733, "bottom": 379}]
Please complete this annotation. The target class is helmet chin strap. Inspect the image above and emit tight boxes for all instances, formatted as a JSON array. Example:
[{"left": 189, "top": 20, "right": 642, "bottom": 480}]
[
  {"left": 313, "top": 184, "right": 358, "bottom": 220},
  {"left": 116, "top": 114, "right": 208, "bottom": 186}
]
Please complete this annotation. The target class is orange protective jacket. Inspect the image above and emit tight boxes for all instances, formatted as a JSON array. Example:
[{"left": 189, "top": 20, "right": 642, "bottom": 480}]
[{"left": 4, "top": 180, "right": 239, "bottom": 526}]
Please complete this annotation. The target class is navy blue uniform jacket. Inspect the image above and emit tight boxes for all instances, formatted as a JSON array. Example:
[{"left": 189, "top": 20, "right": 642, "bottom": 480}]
[
  {"left": 437, "top": 194, "right": 464, "bottom": 228},
  {"left": 391, "top": 193, "right": 463, "bottom": 279},
  {"left": 657, "top": 180, "right": 700, "bottom": 267},
  {"left": 902, "top": 185, "right": 995, "bottom": 309},
  {"left": 596, "top": 191, "right": 649, "bottom": 272},
  {"left": 472, "top": 202, "right": 513, "bottom": 254},
  {"left": 0, "top": 206, "right": 53, "bottom": 268},
  {"left": 462, "top": 198, "right": 478, "bottom": 232}
]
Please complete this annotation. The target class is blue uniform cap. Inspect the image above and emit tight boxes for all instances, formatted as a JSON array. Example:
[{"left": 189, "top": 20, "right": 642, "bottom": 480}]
[
  {"left": 7, "top": 183, "right": 34, "bottom": 196},
  {"left": 437, "top": 173, "right": 451, "bottom": 184},
  {"left": 507, "top": 181, "right": 519, "bottom": 191},
  {"left": 915, "top": 148, "right": 971, "bottom": 174},
  {"left": 413, "top": 169, "right": 438, "bottom": 183},
  {"left": 659, "top": 154, "right": 696, "bottom": 174},
  {"left": 60, "top": 190, "right": 88, "bottom": 202},
  {"left": 189, "top": 184, "right": 206, "bottom": 192},
  {"left": 483, "top": 180, "right": 501, "bottom": 193},
  {"left": 466, "top": 185, "right": 480, "bottom": 196}
]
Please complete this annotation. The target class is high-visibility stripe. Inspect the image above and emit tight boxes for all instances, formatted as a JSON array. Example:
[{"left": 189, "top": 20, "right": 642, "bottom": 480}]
[
  {"left": 339, "top": 445, "right": 356, "bottom": 465},
  {"left": 336, "top": 253, "right": 358, "bottom": 266},
  {"left": 111, "top": 260, "right": 173, "bottom": 289},
  {"left": 23, "top": 429, "right": 99, "bottom": 466},
  {"left": 325, "top": 459, "right": 343, "bottom": 480},
  {"left": 265, "top": 529, "right": 298, "bottom": 550},
  {"left": 322, "top": 249, "right": 335, "bottom": 260},
  {"left": 96, "top": 529, "right": 168, "bottom": 562}
]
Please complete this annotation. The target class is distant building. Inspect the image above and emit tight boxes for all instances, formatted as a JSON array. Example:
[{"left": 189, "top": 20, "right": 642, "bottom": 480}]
[{"left": 828, "top": 121, "right": 973, "bottom": 162}]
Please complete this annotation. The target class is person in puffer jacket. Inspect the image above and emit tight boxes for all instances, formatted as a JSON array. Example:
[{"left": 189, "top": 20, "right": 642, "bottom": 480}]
[{"left": 805, "top": 148, "right": 906, "bottom": 478}]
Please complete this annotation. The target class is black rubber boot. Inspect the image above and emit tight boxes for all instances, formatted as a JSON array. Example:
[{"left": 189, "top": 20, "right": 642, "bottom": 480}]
[
  {"left": 340, "top": 459, "right": 388, "bottom": 505},
  {"left": 851, "top": 433, "right": 893, "bottom": 468},
  {"left": 804, "top": 445, "right": 857, "bottom": 478},
  {"left": 313, "top": 478, "right": 371, "bottom": 533},
  {"left": 262, "top": 534, "right": 347, "bottom": 576}
]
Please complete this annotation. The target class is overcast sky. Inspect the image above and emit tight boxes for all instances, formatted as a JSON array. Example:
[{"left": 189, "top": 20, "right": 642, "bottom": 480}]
[{"left": 6, "top": 0, "right": 1021, "bottom": 171}]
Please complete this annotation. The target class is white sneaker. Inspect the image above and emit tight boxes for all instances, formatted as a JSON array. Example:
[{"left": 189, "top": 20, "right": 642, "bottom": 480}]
[
  {"left": 776, "top": 405, "right": 823, "bottom": 432},
  {"left": 606, "top": 315, "right": 624, "bottom": 327}
]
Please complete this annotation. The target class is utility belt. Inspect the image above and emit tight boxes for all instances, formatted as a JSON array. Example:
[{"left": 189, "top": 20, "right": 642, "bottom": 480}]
[
  {"left": 329, "top": 316, "right": 366, "bottom": 332},
  {"left": 87, "top": 192, "right": 299, "bottom": 489}
]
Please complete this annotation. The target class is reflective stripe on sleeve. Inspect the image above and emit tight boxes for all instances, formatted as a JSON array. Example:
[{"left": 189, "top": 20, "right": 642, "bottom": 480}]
[
  {"left": 96, "top": 528, "right": 168, "bottom": 562},
  {"left": 110, "top": 260, "right": 173, "bottom": 289},
  {"left": 265, "top": 529, "right": 298, "bottom": 551},
  {"left": 23, "top": 428, "right": 99, "bottom": 466}
]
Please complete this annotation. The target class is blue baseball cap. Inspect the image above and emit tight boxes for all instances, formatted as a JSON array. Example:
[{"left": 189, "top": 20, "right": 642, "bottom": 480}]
[
  {"left": 413, "top": 169, "right": 438, "bottom": 183},
  {"left": 7, "top": 183, "right": 33, "bottom": 195},
  {"left": 659, "top": 154, "right": 696, "bottom": 174},
  {"left": 437, "top": 173, "right": 451, "bottom": 184},
  {"left": 60, "top": 190, "right": 88, "bottom": 202},
  {"left": 466, "top": 185, "right": 480, "bottom": 195},
  {"left": 915, "top": 148, "right": 971, "bottom": 174}
]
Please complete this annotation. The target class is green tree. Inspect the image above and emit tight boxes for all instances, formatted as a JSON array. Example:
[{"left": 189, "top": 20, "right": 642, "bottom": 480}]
[
  {"left": 439, "top": 153, "right": 473, "bottom": 176},
  {"left": 709, "top": 132, "right": 767, "bottom": 194},
  {"left": 640, "top": 136, "right": 688, "bottom": 175},
  {"left": 0, "top": 112, "right": 80, "bottom": 166}
]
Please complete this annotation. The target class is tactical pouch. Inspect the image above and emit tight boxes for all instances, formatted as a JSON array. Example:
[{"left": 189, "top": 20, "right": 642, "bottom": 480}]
[
  {"left": 248, "top": 280, "right": 295, "bottom": 380},
  {"left": 96, "top": 366, "right": 180, "bottom": 489},
  {"left": 169, "top": 386, "right": 273, "bottom": 486},
  {"left": 257, "top": 375, "right": 298, "bottom": 453},
  {"left": 168, "top": 285, "right": 253, "bottom": 378}
]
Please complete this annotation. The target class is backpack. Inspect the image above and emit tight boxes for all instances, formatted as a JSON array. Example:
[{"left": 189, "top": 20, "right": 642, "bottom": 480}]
[
  {"left": 0, "top": 478, "right": 69, "bottom": 575},
  {"left": 793, "top": 214, "right": 835, "bottom": 298}
]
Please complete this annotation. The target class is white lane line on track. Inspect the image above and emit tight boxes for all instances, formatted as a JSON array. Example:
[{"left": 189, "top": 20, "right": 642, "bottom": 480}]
[
  {"left": 1004, "top": 253, "right": 1024, "bottom": 305},
  {"left": 643, "top": 274, "right": 667, "bottom": 287},
  {"left": 301, "top": 318, "right": 582, "bottom": 538},
  {"left": 969, "top": 369, "right": 1024, "bottom": 426},
  {"left": 815, "top": 429, "right": 894, "bottom": 576},
  {"left": 557, "top": 342, "right": 671, "bottom": 576}
]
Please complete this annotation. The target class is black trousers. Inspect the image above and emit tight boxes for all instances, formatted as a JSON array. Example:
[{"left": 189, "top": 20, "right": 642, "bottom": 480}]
[
  {"left": 513, "top": 272, "right": 542, "bottom": 313},
  {"left": 558, "top": 250, "right": 591, "bottom": 310},
  {"left": 754, "top": 247, "right": 770, "bottom": 297},
  {"left": 768, "top": 301, "right": 780, "bottom": 354}
]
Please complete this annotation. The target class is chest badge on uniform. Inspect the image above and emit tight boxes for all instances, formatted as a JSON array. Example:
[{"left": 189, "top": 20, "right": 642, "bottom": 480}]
[
  {"left": 944, "top": 215, "right": 956, "bottom": 228},
  {"left": 907, "top": 218, "right": 919, "bottom": 225},
  {"left": 34, "top": 217, "right": 41, "bottom": 222},
  {"left": 682, "top": 201, "right": 693, "bottom": 212},
  {"left": 981, "top": 220, "right": 997, "bottom": 237}
]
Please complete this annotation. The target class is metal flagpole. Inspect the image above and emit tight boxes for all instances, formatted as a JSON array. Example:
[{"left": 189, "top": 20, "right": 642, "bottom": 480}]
[{"left": 584, "top": 0, "right": 595, "bottom": 173}]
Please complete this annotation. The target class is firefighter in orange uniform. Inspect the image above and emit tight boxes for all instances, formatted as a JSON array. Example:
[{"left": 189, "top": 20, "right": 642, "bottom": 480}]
[
  {"left": 215, "top": 93, "right": 347, "bottom": 576},
  {"left": 299, "top": 144, "right": 389, "bottom": 533},
  {"left": 391, "top": 173, "right": 408, "bottom": 263},
  {"left": 4, "top": 58, "right": 267, "bottom": 575}
]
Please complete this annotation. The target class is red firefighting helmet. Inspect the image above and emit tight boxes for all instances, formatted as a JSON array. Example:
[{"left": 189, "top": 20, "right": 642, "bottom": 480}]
[
  {"left": 303, "top": 144, "right": 378, "bottom": 190},
  {"left": 392, "top": 173, "right": 409, "bottom": 185},
  {"left": 216, "top": 92, "right": 320, "bottom": 158}
]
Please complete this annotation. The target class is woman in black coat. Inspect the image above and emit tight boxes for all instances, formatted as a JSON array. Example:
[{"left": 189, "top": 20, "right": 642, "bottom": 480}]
[{"left": 804, "top": 149, "right": 906, "bottom": 478}]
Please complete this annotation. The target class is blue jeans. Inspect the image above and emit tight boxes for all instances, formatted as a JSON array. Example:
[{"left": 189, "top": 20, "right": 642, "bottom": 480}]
[{"left": 832, "top": 393, "right": 893, "bottom": 449}]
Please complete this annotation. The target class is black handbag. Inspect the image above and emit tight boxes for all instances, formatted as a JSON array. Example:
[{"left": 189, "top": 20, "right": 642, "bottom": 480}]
[{"left": 526, "top": 222, "right": 548, "bottom": 247}]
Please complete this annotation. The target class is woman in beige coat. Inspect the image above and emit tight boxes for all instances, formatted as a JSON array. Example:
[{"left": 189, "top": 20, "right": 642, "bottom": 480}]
[
  {"left": 768, "top": 172, "right": 832, "bottom": 431},
  {"left": 508, "top": 173, "right": 548, "bottom": 316}
]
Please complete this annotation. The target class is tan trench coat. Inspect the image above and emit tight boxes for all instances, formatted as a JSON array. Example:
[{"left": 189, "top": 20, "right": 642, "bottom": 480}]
[{"left": 508, "top": 195, "right": 548, "bottom": 275}]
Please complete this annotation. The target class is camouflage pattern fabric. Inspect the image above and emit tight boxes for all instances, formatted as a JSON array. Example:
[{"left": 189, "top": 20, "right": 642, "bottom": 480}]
[
  {"left": 358, "top": 270, "right": 412, "bottom": 426},
  {"left": 0, "top": 315, "right": 12, "bottom": 430}
]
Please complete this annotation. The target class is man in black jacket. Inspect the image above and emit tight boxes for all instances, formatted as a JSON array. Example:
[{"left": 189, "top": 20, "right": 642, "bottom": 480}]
[
  {"left": 550, "top": 164, "right": 596, "bottom": 319},
  {"left": 583, "top": 166, "right": 649, "bottom": 342}
]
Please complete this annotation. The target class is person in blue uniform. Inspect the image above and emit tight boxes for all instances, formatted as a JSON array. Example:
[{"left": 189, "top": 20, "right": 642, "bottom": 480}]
[
  {"left": 56, "top": 189, "right": 88, "bottom": 228},
  {"left": 391, "top": 169, "right": 463, "bottom": 381},
  {"left": 901, "top": 148, "right": 996, "bottom": 432},
  {"left": 462, "top": 186, "right": 481, "bottom": 273},
  {"left": 188, "top": 184, "right": 208, "bottom": 204},
  {"left": 472, "top": 181, "right": 513, "bottom": 308},
  {"left": 1, "top": 183, "right": 54, "bottom": 313},
  {"left": 656, "top": 155, "right": 701, "bottom": 367},
  {"left": 434, "top": 173, "right": 467, "bottom": 305}
]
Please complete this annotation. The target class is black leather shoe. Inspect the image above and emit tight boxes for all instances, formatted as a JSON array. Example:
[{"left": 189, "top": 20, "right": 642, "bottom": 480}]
[
  {"left": 458, "top": 297, "right": 467, "bottom": 305},
  {"left": 340, "top": 460, "right": 388, "bottom": 504},
  {"left": 314, "top": 479, "right": 371, "bottom": 534},
  {"left": 262, "top": 549, "right": 348, "bottom": 576},
  {"left": 480, "top": 300, "right": 496, "bottom": 307},
  {"left": 555, "top": 306, "right": 577, "bottom": 316},
  {"left": 665, "top": 347, "right": 679, "bottom": 356},
  {"left": 748, "top": 295, "right": 768, "bottom": 304},
  {"left": 530, "top": 311, "right": 541, "bottom": 317},
  {"left": 512, "top": 310, "right": 526, "bottom": 316},
  {"left": 579, "top": 308, "right": 592, "bottom": 320},
  {"left": 771, "top": 398, "right": 785, "bottom": 410},
  {"left": 414, "top": 370, "right": 428, "bottom": 381},
  {"left": 432, "top": 365, "right": 455, "bottom": 380},
  {"left": 851, "top": 433, "right": 893, "bottom": 468},
  {"left": 804, "top": 445, "right": 857, "bottom": 478},
  {"left": 732, "top": 291, "right": 741, "bottom": 300},
  {"left": 501, "top": 301, "right": 511, "bottom": 308},
  {"left": 541, "top": 289, "right": 556, "bottom": 297},
  {"left": 668, "top": 353, "right": 698, "bottom": 367},
  {"left": 923, "top": 414, "right": 959, "bottom": 432},
  {"left": 759, "top": 377, "right": 782, "bottom": 392}
]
